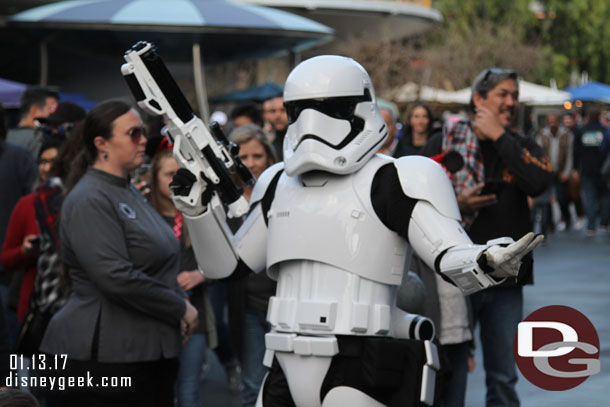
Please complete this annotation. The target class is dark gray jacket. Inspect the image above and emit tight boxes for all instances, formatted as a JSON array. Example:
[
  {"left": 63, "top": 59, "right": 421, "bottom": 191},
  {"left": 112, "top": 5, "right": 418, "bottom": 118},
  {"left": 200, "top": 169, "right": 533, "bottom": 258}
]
[{"left": 40, "top": 168, "right": 186, "bottom": 363}]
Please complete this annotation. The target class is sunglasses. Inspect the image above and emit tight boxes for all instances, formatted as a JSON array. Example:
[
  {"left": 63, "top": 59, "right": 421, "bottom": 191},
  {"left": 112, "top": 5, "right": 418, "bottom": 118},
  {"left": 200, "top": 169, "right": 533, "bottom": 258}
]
[
  {"left": 479, "top": 68, "right": 518, "bottom": 90},
  {"left": 127, "top": 126, "right": 147, "bottom": 143}
]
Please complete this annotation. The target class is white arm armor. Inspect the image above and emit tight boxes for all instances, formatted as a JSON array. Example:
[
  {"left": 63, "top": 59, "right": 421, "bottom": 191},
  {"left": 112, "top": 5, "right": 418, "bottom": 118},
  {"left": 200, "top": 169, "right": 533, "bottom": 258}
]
[
  {"left": 184, "top": 163, "right": 284, "bottom": 278},
  {"left": 184, "top": 194, "right": 238, "bottom": 279},
  {"left": 408, "top": 201, "right": 504, "bottom": 295},
  {"left": 396, "top": 157, "right": 506, "bottom": 295}
]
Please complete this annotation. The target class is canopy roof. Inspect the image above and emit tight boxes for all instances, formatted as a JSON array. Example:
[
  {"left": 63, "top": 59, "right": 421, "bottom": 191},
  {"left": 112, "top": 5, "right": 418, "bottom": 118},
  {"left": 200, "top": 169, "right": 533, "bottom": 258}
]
[
  {"left": 392, "top": 80, "right": 570, "bottom": 106},
  {"left": 9, "top": 0, "right": 333, "bottom": 61}
]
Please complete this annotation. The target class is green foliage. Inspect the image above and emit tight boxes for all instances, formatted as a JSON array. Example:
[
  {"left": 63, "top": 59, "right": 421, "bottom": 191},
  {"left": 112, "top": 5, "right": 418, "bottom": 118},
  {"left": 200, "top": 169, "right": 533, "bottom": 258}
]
[
  {"left": 425, "top": 0, "right": 548, "bottom": 87},
  {"left": 434, "top": 0, "right": 536, "bottom": 39},
  {"left": 541, "top": 0, "right": 610, "bottom": 84},
  {"left": 428, "top": 0, "right": 610, "bottom": 87}
]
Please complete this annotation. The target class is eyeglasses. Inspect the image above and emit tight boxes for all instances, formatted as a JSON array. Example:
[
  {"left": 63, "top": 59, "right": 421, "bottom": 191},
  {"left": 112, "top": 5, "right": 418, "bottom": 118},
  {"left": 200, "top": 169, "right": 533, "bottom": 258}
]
[{"left": 127, "top": 126, "right": 147, "bottom": 143}]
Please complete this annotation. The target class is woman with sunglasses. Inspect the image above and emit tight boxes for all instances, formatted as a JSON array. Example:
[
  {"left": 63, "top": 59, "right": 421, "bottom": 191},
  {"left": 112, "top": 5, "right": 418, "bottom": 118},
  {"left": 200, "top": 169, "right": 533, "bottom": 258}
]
[{"left": 40, "top": 100, "right": 198, "bottom": 407}]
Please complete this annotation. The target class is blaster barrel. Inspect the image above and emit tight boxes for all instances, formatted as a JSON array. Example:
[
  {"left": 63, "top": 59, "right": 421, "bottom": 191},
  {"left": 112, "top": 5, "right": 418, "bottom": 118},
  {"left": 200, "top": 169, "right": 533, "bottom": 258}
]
[
  {"left": 124, "top": 41, "right": 194, "bottom": 124},
  {"left": 121, "top": 41, "right": 252, "bottom": 218}
]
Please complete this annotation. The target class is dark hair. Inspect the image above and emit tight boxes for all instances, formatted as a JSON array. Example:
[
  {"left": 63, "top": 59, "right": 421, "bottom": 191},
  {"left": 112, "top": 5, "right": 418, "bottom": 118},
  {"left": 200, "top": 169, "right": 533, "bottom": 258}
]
[
  {"left": 0, "top": 388, "right": 39, "bottom": 407},
  {"left": 0, "top": 104, "right": 6, "bottom": 141},
  {"left": 228, "top": 123, "right": 278, "bottom": 168},
  {"left": 229, "top": 103, "right": 263, "bottom": 127},
  {"left": 469, "top": 68, "right": 518, "bottom": 112},
  {"left": 49, "top": 122, "right": 85, "bottom": 183},
  {"left": 66, "top": 100, "right": 132, "bottom": 191},
  {"left": 38, "top": 136, "right": 65, "bottom": 160},
  {"left": 407, "top": 102, "right": 433, "bottom": 135},
  {"left": 82, "top": 100, "right": 131, "bottom": 163},
  {"left": 20, "top": 86, "right": 60, "bottom": 119}
]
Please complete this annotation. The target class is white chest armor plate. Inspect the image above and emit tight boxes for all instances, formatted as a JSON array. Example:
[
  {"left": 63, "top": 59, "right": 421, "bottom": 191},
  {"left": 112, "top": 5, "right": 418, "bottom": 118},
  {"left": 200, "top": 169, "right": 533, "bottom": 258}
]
[
  {"left": 267, "top": 155, "right": 407, "bottom": 285},
  {"left": 266, "top": 155, "right": 412, "bottom": 337}
]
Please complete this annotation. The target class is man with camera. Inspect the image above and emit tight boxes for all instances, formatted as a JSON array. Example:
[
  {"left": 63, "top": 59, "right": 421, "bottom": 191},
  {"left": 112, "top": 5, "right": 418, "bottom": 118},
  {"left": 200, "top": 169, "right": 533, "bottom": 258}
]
[{"left": 422, "top": 68, "right": 553, "bottom": 407}]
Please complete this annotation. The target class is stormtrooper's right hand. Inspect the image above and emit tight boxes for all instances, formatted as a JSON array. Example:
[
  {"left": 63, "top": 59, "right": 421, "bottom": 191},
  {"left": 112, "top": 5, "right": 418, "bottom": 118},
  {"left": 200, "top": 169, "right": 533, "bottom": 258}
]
[{"left": 170, "top": 168, "right": 212, "bottom": 217}]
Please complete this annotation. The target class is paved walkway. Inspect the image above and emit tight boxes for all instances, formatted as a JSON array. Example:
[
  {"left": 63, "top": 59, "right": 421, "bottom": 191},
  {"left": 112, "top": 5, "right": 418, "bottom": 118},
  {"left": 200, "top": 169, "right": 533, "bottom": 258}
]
[
  {"left": 200, "top": 229, "right": 610, "bottom": 406},
  {"left": 466, "top": 229, "right": 610, "bottom": 407}
]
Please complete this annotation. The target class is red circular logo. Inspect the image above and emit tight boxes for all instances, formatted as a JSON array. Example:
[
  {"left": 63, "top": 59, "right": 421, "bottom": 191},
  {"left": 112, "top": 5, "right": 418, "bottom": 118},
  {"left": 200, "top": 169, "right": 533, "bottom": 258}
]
[{"left": 513, "top": 305, "right": 600, "bottom": 391}]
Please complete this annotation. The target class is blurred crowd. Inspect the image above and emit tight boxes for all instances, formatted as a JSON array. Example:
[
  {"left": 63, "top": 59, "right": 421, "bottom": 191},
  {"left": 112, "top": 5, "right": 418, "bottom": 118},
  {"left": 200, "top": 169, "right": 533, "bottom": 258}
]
[{"left": 0, "top": 70, "right": 609, "bottom": 407}]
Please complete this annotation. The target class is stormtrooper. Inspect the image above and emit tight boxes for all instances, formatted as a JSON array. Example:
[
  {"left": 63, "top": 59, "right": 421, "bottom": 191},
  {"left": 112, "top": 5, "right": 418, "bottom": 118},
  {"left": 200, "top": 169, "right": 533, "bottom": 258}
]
[{"left": 172, "top": 56, "right": 542, "bottom": 407}]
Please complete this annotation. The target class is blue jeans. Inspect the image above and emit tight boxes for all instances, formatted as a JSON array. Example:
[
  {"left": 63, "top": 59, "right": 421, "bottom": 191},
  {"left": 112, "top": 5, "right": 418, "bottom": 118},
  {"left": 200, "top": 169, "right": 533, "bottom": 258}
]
[
  {"left": 176, "top": 333, "right": 207, "bottom": 407},
  {"left": 241, "top": 308, "right": 271, "bottom": 407},
  {"left": 208, "top": 282, "right": 238, "bottom": 368},
  {"left": 581, "top": 174, "right": 610, "bottom": 231},
  {"left": 470, "top": 287, "right": 523, "bottom": 407}
]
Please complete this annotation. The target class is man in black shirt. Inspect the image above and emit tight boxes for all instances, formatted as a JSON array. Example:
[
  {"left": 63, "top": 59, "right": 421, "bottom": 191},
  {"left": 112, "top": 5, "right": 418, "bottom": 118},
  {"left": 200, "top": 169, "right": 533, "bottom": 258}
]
[
  {"left": 422, "top": 68, "right": 553, "bottom": 407},
  {"left": 573, "top": 109, "right": 610, "bottom": 236}
]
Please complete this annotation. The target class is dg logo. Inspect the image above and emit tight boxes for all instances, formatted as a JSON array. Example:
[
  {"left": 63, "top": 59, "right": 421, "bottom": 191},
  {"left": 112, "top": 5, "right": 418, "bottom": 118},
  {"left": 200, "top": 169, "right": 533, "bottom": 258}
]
[{"left": 513, "top": 305, "right": 600, "bottom": 391}]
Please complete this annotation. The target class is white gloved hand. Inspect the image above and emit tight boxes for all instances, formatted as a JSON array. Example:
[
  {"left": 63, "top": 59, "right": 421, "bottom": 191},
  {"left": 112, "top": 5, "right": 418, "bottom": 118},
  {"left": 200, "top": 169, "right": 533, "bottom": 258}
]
[{"left": 484, "top": 232, "right": 544, "bottom": 279}]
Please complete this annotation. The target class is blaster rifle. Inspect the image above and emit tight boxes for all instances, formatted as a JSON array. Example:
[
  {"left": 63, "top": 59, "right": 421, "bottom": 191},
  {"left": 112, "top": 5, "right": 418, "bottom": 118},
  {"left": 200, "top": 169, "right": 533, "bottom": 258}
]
[{"left": 121, "top": 41, "right": 255, "bottom": 218}]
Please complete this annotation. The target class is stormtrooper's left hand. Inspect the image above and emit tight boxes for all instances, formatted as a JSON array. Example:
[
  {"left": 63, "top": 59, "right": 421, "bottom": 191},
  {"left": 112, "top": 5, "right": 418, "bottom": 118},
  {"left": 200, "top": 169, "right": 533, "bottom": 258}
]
[{"left": 483, "top": 232, "right": 544, "bottom": 279}]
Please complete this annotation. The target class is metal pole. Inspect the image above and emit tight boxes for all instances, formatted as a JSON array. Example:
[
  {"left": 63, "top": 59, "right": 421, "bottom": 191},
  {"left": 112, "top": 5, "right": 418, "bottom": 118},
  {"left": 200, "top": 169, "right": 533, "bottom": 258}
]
[
  {"left": 39, "top": 39, "right": 49, "bottom": 86},
  {"left": 192, "top": 43, "right": 210, "bottom": 122}
]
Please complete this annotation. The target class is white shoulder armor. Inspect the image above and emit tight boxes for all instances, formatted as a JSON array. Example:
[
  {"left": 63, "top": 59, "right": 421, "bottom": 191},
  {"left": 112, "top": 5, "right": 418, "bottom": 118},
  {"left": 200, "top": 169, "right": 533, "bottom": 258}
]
[
  {"left": 394, "top": 156, "right": 461, "bottom": 220},
  {"left": 250, "top": 162, "right": 285, "bottom": 205}
]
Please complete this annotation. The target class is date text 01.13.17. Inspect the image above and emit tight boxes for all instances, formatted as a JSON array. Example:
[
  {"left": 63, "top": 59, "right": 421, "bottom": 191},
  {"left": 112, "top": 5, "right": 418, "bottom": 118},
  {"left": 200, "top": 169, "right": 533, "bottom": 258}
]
[{"left": 10, "top": 354, "right": 68, "bottom": 371}]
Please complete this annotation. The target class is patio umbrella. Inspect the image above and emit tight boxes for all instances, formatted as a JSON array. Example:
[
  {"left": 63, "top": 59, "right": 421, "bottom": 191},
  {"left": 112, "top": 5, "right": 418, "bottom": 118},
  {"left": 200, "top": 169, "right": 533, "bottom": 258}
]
[
  {"left": 9, "top": 0, "right": 333, "bottom": 118},
  {"left": 0, "top": 77, "right": 27, "bottom": 108},
  {"left": 564, "top": 82, "right": 610, "bottom": 103},
  {"left": 0, "top": 76, "right": 102, "bottom": 111}
]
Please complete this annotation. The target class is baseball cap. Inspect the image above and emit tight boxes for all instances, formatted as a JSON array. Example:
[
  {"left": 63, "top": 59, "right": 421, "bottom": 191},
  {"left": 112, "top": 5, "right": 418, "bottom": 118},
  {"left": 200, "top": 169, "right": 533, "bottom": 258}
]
[{"left": 37, "top": 101, "right": 86, "bottom": 125}]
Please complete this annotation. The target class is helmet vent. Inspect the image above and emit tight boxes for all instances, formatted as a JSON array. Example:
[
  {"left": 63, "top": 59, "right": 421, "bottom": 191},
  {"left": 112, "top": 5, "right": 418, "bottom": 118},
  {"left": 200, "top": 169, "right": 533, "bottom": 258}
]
[
  {"left": 334, "top": 156, "right": 347, "bottom": 167},
  {"left": 354, "top": 130, "right": 371, "bottom": 146}
]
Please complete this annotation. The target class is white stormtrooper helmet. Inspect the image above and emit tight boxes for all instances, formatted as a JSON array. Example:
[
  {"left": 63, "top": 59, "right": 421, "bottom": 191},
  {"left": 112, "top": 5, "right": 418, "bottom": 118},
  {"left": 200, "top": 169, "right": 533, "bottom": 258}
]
[{"left": 282, "top": 55, "right": 387, "bottom": 176}]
